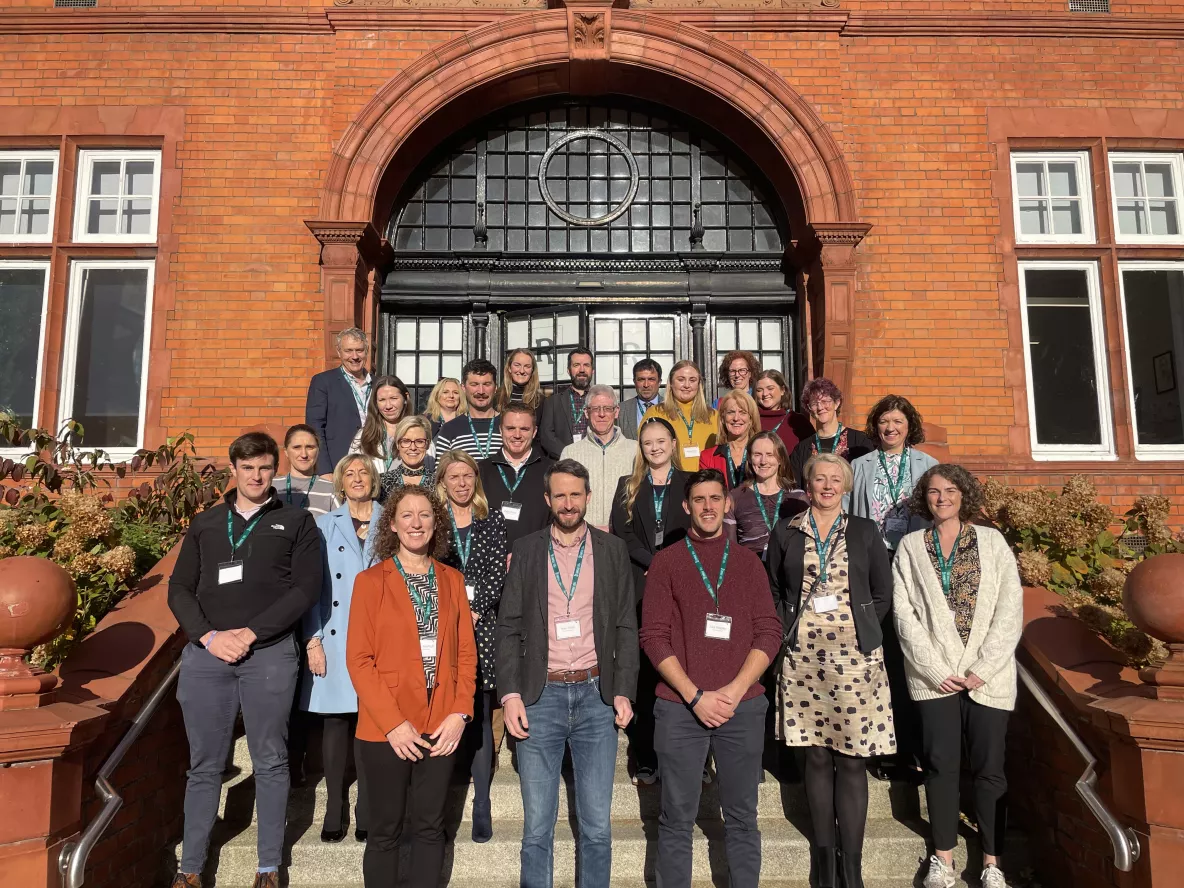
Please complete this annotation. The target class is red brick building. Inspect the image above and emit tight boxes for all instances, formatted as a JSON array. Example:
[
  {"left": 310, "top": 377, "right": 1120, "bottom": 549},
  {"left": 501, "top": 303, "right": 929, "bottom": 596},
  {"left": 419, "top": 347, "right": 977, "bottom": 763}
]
[{"left": 3, "top": 0, "right": 1184, "bottom": 512}]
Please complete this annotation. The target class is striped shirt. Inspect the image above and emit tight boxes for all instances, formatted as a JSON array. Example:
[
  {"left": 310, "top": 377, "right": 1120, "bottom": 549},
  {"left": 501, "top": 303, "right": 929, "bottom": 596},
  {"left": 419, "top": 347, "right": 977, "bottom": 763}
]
[{"left": 435, "top": 415, "right": 502, "bottom": 461}]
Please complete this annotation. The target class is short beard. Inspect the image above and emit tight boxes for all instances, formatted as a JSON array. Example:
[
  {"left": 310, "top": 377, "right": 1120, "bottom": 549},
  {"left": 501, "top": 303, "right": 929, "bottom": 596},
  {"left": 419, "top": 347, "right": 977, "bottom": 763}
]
[{"left": 554, "top": 511, "right": 585, "bottom": 531}]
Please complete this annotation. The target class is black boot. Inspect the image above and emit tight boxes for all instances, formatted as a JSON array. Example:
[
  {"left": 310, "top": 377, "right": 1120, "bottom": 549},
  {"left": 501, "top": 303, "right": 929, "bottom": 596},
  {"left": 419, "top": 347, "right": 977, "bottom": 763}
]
[
  {"left": 472, "top": 798, "right": 493, "bottom": 843},
  {"left": 839, "top": 850, "right": 864, "bottom": 888},
  {"left": 811, "top": 846, "right": 838, "bottom": 888}
]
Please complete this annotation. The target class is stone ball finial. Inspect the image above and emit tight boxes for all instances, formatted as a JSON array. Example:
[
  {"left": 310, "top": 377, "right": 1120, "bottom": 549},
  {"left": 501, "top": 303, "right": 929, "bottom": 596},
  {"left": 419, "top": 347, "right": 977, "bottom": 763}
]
[
  {"left": 1123, "top": 553, "right": 1184, "bottom": 700},
  {"left": 0, "top": 555, "right": 75, "bottom": 709}
]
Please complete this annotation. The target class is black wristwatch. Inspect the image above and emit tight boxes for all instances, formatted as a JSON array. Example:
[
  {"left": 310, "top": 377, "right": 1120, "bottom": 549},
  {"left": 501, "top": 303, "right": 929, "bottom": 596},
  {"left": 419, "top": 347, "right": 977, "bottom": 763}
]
[{"left": 459, "top": 713, "right": 473, "bottom": 723}]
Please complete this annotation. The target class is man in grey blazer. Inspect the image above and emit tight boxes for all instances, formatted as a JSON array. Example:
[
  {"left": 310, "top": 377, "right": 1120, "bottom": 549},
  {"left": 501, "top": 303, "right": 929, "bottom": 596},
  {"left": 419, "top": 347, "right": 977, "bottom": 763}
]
[
  {"left": 496, "top": 458, "right": 638, "bottom": 888},
  {"left": 618, "top": 357, "right": 663, "bottom": 440}
]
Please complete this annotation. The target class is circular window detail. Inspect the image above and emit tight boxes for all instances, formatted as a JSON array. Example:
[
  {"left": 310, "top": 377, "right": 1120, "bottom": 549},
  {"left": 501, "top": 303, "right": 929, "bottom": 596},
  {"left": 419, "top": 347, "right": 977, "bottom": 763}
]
[{"left": 538, "top": 129, "right": 640, "bottom": 227}]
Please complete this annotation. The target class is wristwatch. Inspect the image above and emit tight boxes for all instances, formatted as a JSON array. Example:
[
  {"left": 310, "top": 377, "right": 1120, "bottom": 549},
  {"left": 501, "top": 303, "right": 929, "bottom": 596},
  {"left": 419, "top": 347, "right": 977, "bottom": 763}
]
[{"left": 459, "top": 714, "right": 473, "bottom": 723}]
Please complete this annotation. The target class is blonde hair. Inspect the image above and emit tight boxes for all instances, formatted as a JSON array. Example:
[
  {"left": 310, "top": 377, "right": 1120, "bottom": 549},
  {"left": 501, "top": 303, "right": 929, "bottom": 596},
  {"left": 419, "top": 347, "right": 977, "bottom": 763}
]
[
  {"left": 716, "top": 389, "right": 761, "bottom": 445},
  {"left": 333, "top": 453, "right": 380, "bottom": 500},
  {"left": 659, "top": 360, "right": 714, "bottom": 424},
  {"left": 621, "top": 417, "right": 683, "bottom": 519},
  {"left": 434, "top": 449, "right": 490, "bottom": 521},
  {"left": 425, "top": 378, "right": 468, "bottom": 423},
  {"left": 496, "top": 349, "right": 543, "bottom": 412},
  {"left": 392, "top": 415, "right": 432, "bottom": 467},
  {"left": 802, "top": 451, "right": 854, "bottom": 494}
]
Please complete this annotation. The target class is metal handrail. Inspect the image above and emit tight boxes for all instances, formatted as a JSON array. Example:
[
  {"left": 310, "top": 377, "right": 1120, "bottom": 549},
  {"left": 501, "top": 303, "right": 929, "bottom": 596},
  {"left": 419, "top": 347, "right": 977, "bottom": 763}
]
[
  {"left": 1017, "top": 661, "right": 1141, "bottom": 872},
  {"left": 59, "top": 657, "right": 183, "bottom": 888}
]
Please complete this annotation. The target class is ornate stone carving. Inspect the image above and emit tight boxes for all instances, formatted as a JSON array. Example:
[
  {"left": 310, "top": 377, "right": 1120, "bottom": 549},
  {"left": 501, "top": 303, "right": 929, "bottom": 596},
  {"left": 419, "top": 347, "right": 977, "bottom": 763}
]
[
  {"left": 631, "top": 0, "right": 838, "bottom": 8},
  {"left": 569, "top": 9, "right": 609, "bottom": 60},
  {"left": 332, "top": 0, "right": 545, "bottom": 8}
]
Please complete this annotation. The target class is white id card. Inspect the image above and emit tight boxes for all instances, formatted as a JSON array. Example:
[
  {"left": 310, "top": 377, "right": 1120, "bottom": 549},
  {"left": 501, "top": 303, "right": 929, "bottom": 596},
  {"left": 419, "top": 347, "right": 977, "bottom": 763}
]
[
  {"left": 653, "top": 529, "right": 664, "bottom": 547},
  {"left": 501, "top": 501, "right": 522, "bottom": 521},
  {"left": 705, "top": 613, "right": 732, "bottom": 640},
  {"left": 465, "top": 584, "right": 476, "bottom": 602},
  {"left": 683, "top": 445, "right": 701, "bottom": 460},
  {"left": 420, "top": 637, "right": 437, "bottom": 659},
  {"left": 885, "top": 517, "right": 909, "bottom": 535},
  {"left": 555, "top": 618, "right": 582, "bottom": 640},
  {"left": 218, "top": 561, "right": 244, "bottom": 585},
  {"left": 813, "top": 594, "right": 839, "bottom": 614},
  {"left": 572, "top": 433, "right": 583, "bottom": 443}
]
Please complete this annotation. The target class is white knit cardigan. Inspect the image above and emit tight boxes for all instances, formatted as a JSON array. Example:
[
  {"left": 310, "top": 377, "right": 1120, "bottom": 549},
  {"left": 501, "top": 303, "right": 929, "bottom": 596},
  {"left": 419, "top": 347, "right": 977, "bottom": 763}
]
[
  {"left": 560, "top": 429, "right": 639, "bottom": 528},
  {"left": 892, "top": 525, "right": 1025, "bottom": 711}
]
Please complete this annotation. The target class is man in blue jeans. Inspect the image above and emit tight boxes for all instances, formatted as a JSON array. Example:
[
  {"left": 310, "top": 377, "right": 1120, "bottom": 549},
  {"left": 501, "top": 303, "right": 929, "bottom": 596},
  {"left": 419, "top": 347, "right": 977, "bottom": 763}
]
[
  {"left": 496, "top": 459, "right": 638, "bottom": 888},
  {"left": 167, "top": 432, "right": 322, "bottom": 888}
]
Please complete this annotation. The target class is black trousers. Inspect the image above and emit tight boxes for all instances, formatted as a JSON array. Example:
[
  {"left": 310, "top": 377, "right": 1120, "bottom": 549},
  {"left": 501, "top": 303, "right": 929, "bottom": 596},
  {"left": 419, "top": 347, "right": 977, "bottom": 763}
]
[
  {"left": 917, "top": 692, "right": 1010, "bottom": 856},
  {"left": 321, "top": 713, "right": 368, "bottom": 832},
  {"left": 467, "top": 689, "right": 496, "bottom": 807},
  {"left": 357, "top": 738, "right": 456, "bottom": 888}
]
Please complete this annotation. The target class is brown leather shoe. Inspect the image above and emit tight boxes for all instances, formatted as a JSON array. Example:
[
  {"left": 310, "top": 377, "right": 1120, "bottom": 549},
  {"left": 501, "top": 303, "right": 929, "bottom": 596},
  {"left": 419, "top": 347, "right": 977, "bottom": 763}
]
[
  {"left": 251, "top": 873, "right": 279, "bottom": 888},
  {"left": 169, "top": 875, "right": 201, "bottom": 888}
]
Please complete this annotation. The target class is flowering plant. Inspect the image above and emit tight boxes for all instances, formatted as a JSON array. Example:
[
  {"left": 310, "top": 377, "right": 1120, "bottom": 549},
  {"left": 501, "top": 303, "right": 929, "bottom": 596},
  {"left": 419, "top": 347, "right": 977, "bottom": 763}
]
[{"left": 982, "top": 475, "right": 1177, "bottom": 668}]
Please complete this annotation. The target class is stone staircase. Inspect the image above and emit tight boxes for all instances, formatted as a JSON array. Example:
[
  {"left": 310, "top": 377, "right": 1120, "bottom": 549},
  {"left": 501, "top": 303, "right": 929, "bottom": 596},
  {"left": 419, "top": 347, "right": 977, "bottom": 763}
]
[{"left": 179, "top": 732, "right": 1024, "bottom": 887}]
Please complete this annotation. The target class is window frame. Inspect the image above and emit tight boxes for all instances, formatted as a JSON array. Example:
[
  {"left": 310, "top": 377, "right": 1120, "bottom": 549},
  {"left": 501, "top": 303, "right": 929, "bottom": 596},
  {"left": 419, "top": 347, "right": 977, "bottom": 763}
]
[
  {"left": 58, "top": 259, "right": 156, "bottom": 457},
  {"left": 1010, "top": 150, "right": 1096, "bottom": 246},
  {"left": 72, "top": 149, "right": 162, "bottom": 244},
  {"left": 1108, "top": 151, "right": 1184, "bottom": 246},
  {"left": 1117, "top": 260, "right": 1184, "bottom": 460},
  {"left": 0, "top": 150, "right": 60, "bottom": 244},
  {"left": 0, "top": 260, "right": 52, "bottom": 457},
  {"left": 1017, "top": 259, "right": 1115, "bottom": 461}
]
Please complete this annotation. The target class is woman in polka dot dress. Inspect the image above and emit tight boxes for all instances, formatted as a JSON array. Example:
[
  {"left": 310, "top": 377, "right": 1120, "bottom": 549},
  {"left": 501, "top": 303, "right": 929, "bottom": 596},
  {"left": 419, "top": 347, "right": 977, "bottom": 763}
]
[{"left": 765, "top": 452, "right": 895, "bottom": 888}]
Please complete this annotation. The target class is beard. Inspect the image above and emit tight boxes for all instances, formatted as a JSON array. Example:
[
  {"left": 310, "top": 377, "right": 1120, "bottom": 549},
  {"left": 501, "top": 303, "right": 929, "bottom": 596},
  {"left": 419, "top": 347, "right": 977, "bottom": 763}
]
[{"left": 554, "top": 510, "right": 586, "bottom": 530}]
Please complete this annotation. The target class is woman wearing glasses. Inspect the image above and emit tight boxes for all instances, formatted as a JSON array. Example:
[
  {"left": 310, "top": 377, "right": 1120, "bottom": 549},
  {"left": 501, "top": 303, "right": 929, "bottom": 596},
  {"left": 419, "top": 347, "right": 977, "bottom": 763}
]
[
  {"left": 788, "top": 377, "right": 874, "bottom": 492},
  {"left": 351, "top": 375, "right": 412, "bottom": 479},
  {"left": 641, "top": 360, "right": 718, "bottom": 471},
  {"left": 713, "top": 349, "right": 760, "bottom": 406},
  {"left": 379, "top": 415, "right": 435, "bottom": 501}
]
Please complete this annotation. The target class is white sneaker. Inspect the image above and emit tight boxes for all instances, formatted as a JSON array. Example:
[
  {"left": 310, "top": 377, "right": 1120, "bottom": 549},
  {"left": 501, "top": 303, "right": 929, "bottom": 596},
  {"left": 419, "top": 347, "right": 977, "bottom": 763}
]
[
  {"left": 923, "top": 855, "right": 957, "bottom": 888},
  {"left": 981, "top": 864, "right": 1009, "bottom": 888}
]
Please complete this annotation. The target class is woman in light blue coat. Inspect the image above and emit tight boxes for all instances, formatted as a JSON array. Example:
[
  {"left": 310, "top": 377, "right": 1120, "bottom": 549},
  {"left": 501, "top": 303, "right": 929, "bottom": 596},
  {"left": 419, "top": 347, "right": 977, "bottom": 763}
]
[{"left": 300, "top": 453, "right": 379, "bottom": 843}]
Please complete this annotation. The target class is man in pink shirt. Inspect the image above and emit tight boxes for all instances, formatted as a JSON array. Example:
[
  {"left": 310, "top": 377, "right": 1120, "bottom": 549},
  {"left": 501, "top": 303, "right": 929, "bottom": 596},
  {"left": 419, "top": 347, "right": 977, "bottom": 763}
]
[{"left": 495, "top": 459, "right": 638, "bottom": 888}]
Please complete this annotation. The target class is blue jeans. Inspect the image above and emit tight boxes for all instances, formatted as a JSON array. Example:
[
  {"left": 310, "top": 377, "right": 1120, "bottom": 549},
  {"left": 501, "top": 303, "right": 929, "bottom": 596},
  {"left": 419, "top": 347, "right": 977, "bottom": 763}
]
[{"left": 517, "top": 677, "right": 619, "bottom": 888}]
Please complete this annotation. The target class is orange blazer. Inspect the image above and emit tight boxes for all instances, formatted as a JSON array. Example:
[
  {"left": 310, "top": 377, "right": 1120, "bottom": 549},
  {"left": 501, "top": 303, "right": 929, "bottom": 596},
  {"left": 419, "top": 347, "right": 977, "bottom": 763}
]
[{"left": 347, "top": 557, "right": 477, "bottom": 743}]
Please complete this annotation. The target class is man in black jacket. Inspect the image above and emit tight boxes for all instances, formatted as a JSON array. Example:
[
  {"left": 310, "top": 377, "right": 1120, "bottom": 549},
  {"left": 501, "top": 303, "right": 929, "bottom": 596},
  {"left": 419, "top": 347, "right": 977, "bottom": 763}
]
[
  {"left": 495, "top": 459, "right": 637, "bottom": 888},
  {"left": 538, "top": 346, "right": 594, "bottom": 458},
  {"left": 478, "top": 401, "right": 554, "bottom": 547},
  {"left": 167, "top": 432, "right": 322, "bottom": 888}
]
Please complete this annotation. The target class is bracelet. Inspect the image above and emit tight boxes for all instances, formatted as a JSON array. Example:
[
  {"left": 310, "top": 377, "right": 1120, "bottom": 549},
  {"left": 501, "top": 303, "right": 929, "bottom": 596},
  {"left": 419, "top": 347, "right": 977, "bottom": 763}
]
[
  {"left": 687, "top": 689, "right": 704, "bottom": 709},
  {"left": 306, "top": 638, "right": 323, "bottom": 649}
]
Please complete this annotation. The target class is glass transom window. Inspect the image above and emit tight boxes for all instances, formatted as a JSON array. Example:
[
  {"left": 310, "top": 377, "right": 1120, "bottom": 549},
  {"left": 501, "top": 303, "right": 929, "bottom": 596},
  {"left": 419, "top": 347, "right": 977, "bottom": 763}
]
[
  {"left": 1110, "top": 153, "right": 1184, "bottom": 244},
  {"left": 0, "top": 151, "right": 58, "bottom": 243},
  {"left": 1011, "top": 152, "right": 1095, "bottom": 245}
]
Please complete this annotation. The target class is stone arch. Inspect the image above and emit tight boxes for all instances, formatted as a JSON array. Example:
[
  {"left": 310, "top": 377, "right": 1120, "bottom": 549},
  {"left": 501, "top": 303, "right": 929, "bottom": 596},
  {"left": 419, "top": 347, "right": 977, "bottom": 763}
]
[{"left": 307, "top": 7, "right": 870, "bottom": 391}]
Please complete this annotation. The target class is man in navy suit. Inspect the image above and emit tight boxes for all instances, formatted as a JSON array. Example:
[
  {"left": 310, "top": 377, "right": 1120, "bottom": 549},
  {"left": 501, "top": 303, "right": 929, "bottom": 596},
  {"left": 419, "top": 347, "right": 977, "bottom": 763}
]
[{"left": 305, "top": 327, "right": 371, "bottom": 475}]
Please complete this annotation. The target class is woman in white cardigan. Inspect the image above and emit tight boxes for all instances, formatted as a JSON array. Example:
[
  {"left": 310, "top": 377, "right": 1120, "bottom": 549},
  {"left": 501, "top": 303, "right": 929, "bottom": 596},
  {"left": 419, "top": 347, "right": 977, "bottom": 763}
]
[{"left": 892, "top": 465, "right": 1023, "bottom": 888}]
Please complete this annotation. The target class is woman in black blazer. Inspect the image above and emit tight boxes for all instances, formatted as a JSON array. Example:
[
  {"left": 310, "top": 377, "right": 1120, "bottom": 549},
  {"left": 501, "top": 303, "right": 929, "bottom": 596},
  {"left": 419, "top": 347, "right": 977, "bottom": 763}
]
[
  {"left": 765, "top": 451, "right": 894, "bottom": 888},
  {"left": 609, "top": 416, "right": 690, "bottom": 785}
]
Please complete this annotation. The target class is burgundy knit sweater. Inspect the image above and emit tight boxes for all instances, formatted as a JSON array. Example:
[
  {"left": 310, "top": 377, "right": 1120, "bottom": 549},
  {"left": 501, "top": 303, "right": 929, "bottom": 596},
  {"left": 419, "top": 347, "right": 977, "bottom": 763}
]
[{"left": 640, "top": 530, "right": 783, "bottom": 704}]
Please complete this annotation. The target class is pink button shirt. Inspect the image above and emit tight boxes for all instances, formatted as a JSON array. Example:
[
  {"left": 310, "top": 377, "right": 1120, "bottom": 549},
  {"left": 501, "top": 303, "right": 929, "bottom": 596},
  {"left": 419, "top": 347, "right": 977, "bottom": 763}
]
[{"left": 547, "top": 524, "right": 598, "bottom": 673}]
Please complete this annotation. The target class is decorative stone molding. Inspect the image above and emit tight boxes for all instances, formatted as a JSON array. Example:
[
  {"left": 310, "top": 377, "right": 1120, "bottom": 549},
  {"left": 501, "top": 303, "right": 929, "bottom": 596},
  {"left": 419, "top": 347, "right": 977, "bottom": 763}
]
[
  {"left": 570, "top": 10, "right": 609, "bottom": 59},
  {"left": 332, "top": 0, "right": 545, "bottom": 7},
  {"left": 633, "top": 0, "right": 837, "bottom": 7}
]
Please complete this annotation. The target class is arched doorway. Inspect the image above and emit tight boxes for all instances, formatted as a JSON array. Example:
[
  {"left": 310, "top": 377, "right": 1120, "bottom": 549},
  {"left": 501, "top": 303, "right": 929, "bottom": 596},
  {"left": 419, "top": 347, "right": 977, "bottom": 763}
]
[{"left": 380, "top": 99, "right": 795, "bottom": 408}]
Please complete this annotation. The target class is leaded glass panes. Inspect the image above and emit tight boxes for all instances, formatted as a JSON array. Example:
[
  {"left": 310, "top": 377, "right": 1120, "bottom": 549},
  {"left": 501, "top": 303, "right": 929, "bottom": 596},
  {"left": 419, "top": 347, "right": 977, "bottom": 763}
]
[
  {"left": 591, "top": 315, "right": 678, "bottom": 403},
  {"left": 503, "top": 309, "right": 583, "bottom": 386},
  {"left": 714, "top": 315, "right": 788, "bottom": 398},
  {"left": 381, "top": 315, "right": 466, "bottom": 411}
]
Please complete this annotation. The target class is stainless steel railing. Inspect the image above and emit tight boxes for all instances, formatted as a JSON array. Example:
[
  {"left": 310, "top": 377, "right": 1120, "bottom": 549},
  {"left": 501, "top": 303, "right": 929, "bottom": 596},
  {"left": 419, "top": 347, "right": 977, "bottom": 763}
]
[
  {"left": 1017, "top": 661, "right": 1141, "bottom": 872},
  {"left": 58, "top": 657, "right": 183, "bottom": 888}
]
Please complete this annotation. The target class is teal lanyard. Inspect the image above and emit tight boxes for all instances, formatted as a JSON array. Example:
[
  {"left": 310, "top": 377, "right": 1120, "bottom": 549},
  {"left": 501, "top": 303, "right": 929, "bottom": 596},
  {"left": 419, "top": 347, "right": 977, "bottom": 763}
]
[
  {"left": 548, "top": 532, "right": 588, "bottom": 614},
  {"left": 393, "top": 555, "right": 438, "bottom": 619},
  {"left": 677, "top": 408, "right": 695, "bottom": 440},
  {"left": 497, "top": 462, "right": 527, "bottom": 496},
  {"left": 932, "top": 526, "right": 962, "bottom": 596},
  {"left": 467, "top": 416, "right": 496, "bottom": 460},
  {"left": 383, "top": 438, "right": 396, "bottom": 473},
  {"left": 569, "top": 390, "right": 584, "bottom": 427},
  {"left": 447, "top": 504, "right": 472, "bottom": 570},
  {"left": 226, "top": 508, "right": 267, "bottom": 559},
  {"left": 395, "top": 465, "right": 431, "bottom": 488},
  {"left": 593, "top": 429, "right": 618, "bottom": 452},
  {"left": 685, "top": 537, "right": 730, "bottom": 611},
  {"left": 724, "top": 444, "right": 747, "bottom": 488},
  {"left": 756, "top": 487, "right": 785, "bottom": 532},
  {"left": 771, "top": 413, "right": 788, "bottom": 434},
  {"left": 284, "top": 474, "right": 315, "bottom": 505},
  {"left": 814, "top": 422, "right": 844, "bottom": 454},
  {"left": 808, "top": 511, "right": 842, "bottom": 585},
  {"left": 649, "top": 471, "right": 668, "bottom": 528},
  {"left": 878, "top": 448, "right": 910, "bottom": 505},
  {"left": 341, "top": 368, "right": 370, "bottom": 416}
]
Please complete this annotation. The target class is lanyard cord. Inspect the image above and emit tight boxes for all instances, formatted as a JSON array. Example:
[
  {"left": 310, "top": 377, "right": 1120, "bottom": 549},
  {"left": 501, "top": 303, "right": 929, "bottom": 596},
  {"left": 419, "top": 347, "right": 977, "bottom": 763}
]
[
  {"left": 755, "top": 487, "right": 785, "bottom": 532},
  {"left": 226, "top": 508, "right": 267, "bottom": 559},
  {"left": 932, "top": 525, "right": 963, "bottom": 596},
  {"left": 808, "top": 511, "right": 843, "bottom": 585},
  {"left": 649, "top": 471, "right": 668, "bottom": 529},
  {"left": 685, "top": 537, "right": 730, "bottom": 611},
  {"left": 284, "top": 474, "right": 315, "bottom": 505},
  {"left": 548, "top": 532, "right": 588, "bottom": 614},
  {"left": 447, "top": 503, "right": 472, "bottom": 570},
  {"left": 393, "top": 555, "right": 438, "bottom": 618},
  {"left": 466, "top": 416, "right": 496, "bottom": 460},
  {"left": 341, "top": 367, "right": 370, "bottom": 415},
  {"left": 497, "top": 461, "right": 527, "bottom": 497},
  {"left": 724, "top": 443, "right": 748, "bottom": 488},
  {"left": 814, "top": 422, "right": 844, "bottom": 454}
]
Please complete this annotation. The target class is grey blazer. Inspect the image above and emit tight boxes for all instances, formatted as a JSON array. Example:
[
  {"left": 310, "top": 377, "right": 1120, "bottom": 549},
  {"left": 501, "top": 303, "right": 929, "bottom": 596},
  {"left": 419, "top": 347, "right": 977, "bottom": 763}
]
[
  {"left": 847, "top": 448, "right": 940, "bottom": 546},
  {"left": 619, "top": 396, "right": 642, "bottom": 439},
  {"left": 495, "top": 526, "right": 639, "bottom": 706}
]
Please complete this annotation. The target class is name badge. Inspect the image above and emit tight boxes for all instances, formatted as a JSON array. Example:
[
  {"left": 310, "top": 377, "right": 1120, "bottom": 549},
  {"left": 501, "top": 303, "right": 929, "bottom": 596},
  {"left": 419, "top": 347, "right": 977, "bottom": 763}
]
[
  {"left": 705, "top": 613, "right": 732, "bottom": 640},
  {"left": 555, "top": 618, "right": 582, "bottom": 640},
  {"left": 465, "top": 584, "right": 476, "bottom": 602},
  {"left": 572, "top": 433, "right": 583, "bottom": 443},
  {"left": 218, "top": 560, "right": 244, "bottom": 585},
  {"left": 813, "top": 594, "right": 839, "bottom": 614},
  {"left": 420, "top": 637, "right": 437, "bottom": 659},
  {"left": 653, "top": 529, "right": 664, "bottom": 548},
  {"left": 501, "top": 501, "right": 522, "bottom": 521},
  {"left": 683, "top": 445, "right": 700, "bottom": 460},
  {"left": 885, "top": 517, "right": 909, "bottom": 535}
]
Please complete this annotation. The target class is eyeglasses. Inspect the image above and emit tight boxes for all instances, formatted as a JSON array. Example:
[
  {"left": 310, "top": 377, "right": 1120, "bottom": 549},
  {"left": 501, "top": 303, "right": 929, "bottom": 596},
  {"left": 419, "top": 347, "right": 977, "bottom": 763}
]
[
  {"left": 587, "top": 406, "right": 616, "bottom": 415},
  {"left": 728, "top": 368, "right": 750, "bottom": 378},
  {"left": 808, "top": 397, "right": 836, "bottom": 409},
  {"left": 398, "top": 438, "right": 428, "bottom": 449}
]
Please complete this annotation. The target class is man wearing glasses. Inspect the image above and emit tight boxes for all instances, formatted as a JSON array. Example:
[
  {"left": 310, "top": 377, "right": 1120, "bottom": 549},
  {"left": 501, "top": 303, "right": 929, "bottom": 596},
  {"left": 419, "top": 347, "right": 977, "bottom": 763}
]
[{"left": 561, "top": 385, "right": 638, "bottom": 530}]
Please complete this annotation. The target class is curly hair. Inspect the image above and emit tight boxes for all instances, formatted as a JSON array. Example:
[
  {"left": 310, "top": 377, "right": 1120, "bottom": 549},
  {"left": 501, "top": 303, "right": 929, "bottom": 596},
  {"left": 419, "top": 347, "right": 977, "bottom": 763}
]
[
  {"left": 909, "top": 464, "right": 985, "bottom": 523},
  {"left": 799, "top": 377, "right": 843, "bottom": 414},
  {"left": 865, "top": 394, "right": 926, "bottom": 447},
  {"left": 717, "top": 350, "right": 761, "bottom": 390},
  {"left": 371, "top": 485, "right": 452, "bottom": 563}
]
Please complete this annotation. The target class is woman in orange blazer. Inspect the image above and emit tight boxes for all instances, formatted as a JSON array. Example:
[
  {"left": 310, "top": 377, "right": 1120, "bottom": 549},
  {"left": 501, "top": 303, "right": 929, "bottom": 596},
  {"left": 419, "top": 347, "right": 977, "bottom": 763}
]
[{"left": 347, "top": 485, "right": 477, "bottom": 888}]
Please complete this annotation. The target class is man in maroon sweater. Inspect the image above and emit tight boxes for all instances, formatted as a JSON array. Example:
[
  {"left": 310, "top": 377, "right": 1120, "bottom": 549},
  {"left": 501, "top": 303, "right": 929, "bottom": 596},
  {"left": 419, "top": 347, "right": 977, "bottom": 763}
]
[{"left": 639, "top": 467, "right": 783, "bottom": 888}]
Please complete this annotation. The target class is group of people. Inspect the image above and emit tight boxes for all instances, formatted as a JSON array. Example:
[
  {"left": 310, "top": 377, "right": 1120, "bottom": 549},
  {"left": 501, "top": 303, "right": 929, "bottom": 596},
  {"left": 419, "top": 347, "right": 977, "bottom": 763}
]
[{"left": 166, "top": 326, "right": 1024, "bottom": 888}]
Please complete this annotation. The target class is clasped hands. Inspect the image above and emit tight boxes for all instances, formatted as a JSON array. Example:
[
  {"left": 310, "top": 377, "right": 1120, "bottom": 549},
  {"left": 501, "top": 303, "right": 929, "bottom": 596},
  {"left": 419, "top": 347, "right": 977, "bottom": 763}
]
[
  {"left": 201, "top": 628, "right": 257, "bottom": 663},
  {"left": 688, "top": 681, "right": 746, "bottom": 729},
  {"left": 938, "top": 672, "right": 985, "bottom": 694},
  {"left": 385, "top": 715, "right": 466, "bottom": 760}
]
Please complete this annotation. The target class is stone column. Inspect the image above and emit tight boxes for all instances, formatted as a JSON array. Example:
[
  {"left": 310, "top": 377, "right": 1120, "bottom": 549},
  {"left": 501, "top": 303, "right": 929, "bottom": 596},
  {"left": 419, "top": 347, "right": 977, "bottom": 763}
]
[
  {"left": 805, "top": 222, "right": 872, "bottom": 401},
  {"left": 305, "top": 221, "right": 384, "bottom": 367}
]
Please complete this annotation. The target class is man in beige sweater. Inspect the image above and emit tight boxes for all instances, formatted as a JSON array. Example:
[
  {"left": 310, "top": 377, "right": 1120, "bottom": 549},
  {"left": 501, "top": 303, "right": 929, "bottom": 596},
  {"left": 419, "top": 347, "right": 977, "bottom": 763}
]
[{"left": 561, "top": 385, "right": 639, "bottom": 530}]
